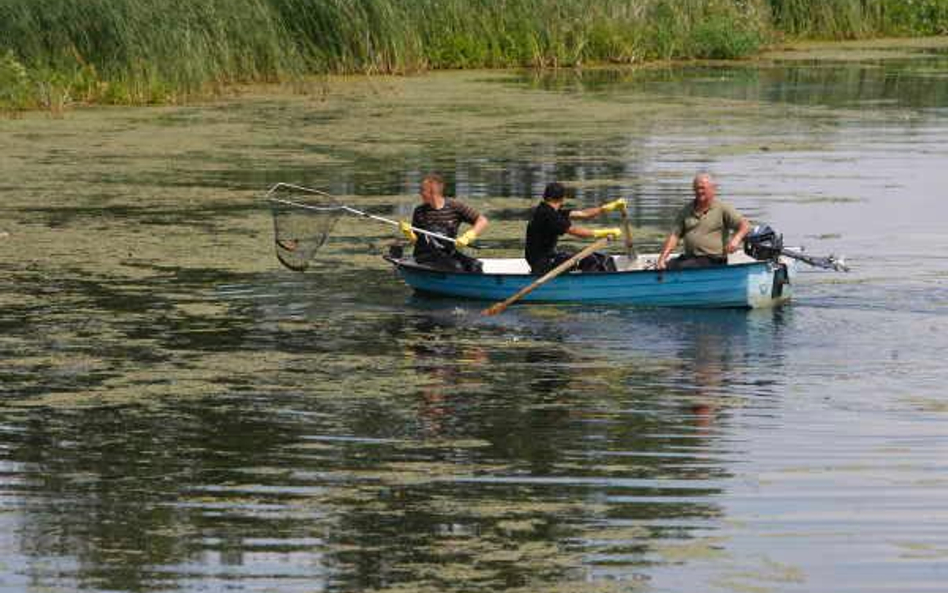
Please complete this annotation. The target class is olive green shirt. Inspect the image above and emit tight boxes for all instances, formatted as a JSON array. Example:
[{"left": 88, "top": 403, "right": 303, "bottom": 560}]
[{"left": 671, "top": 200, "right": 744, "bottom": 257}]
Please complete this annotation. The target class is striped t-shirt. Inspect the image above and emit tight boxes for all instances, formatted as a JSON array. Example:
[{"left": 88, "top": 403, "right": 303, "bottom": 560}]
[{"left": 411, "top": 199, "right": 480, "bottom": 256}]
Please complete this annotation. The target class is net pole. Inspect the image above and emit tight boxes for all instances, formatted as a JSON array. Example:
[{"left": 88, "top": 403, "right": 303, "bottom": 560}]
[{"left": 267, "top": 196, "right": 460, "bottom": 245}]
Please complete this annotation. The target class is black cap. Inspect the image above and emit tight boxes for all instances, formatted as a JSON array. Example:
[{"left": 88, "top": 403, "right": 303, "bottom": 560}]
[{"left": 543, "top": 182, "right": 566, "bottom": 201}]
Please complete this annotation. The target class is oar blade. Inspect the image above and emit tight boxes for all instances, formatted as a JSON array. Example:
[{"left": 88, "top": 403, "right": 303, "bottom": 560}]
[{"left": 482, "top": 301, "right": 508, "bottom": 316}]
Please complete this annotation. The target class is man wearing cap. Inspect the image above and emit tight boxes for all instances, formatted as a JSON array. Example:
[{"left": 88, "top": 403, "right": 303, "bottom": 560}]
[{"left": 525, "top": 182, "right": 625, "bottom": 275}]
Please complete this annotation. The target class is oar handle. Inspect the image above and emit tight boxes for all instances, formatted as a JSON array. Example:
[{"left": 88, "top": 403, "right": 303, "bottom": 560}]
[
  {"left": 621, "top": 208, "right": 636, "bottom": 259},
  {"left": 482, "top": 237, "right": 611, "bottom": 316}
]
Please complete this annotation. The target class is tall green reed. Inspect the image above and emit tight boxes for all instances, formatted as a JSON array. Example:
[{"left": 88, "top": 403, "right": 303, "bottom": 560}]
[
  {"left": 0, "top": 0, "right": 298, "bottom": 108},
  {"left": 769, "top": 0, "right": 948, "bottom": 38},
  {"left": 0, "top": 0, "right": 944, "bottom": 111}
]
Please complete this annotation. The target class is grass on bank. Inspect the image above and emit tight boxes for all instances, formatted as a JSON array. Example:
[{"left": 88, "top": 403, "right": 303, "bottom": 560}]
[
  {"left": 772, "top": 0, "right": 948, "bottom": 38},
  {"left": 1, "top": 0, "right": 946, "bottom": 113}
]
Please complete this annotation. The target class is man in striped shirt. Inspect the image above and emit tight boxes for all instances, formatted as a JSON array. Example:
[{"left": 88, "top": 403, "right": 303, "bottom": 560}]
[{"left": 399, "top": 173, "right": 489, "bottom": 273}]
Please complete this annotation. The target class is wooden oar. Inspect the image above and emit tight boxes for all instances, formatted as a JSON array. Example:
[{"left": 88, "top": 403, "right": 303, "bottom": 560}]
[
  {"left": 482, "top": 237, "right": 611, "bottom": 316},
  {"left": 620, "top": 208, "right": 636, "bottom": 259}
]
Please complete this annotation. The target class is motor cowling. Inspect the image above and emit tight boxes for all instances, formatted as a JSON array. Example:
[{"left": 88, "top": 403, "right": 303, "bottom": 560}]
[{"left": 744, "top": 225, "right": 784, "bottom": 262}]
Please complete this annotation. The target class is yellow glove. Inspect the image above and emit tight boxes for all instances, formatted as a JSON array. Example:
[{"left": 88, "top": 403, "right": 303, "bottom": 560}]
[
  {"left": 399, "top": 221, "right": 417, "bottom": 243},
  {"left": 601, "top": 198, "right": 627, "bottom": 213},
  {"left": 455, "top": 229, "right": 477, "bottom": 249},
  {"left": 592, "top": 227, "right": 622, "bottom": 240}
]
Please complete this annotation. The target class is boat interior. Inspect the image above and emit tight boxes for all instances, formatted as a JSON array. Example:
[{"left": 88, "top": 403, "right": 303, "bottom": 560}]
[{"left": 477, "top": 251, "right": 762, "bottom": 275}]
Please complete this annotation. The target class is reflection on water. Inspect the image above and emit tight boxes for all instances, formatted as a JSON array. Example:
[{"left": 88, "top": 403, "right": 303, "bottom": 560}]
[
  {"left": 515, "top": 53, "right": 948, "bottom": 111},
  {"left": 3, "top": 297, "right": 767, "bottom": 591},
  {"left": 2, "top": 41, "right": 948, "bottom": 592}
]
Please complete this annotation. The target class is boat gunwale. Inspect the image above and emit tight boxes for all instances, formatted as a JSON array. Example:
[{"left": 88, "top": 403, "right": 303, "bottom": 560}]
[{"left": 383, "top": 255, "right": 774, "bottom": 278}]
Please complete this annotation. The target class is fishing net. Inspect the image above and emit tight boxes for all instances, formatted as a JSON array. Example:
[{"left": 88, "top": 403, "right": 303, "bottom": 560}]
[{"left": 267, "top": 183, "right": 344, "bottom": 272}]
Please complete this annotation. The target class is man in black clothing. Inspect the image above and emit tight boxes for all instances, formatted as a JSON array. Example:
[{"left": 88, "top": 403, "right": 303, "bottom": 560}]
[
  {"left": 400, "top": 173, "right": 489, "bottom": 273},
  {"left": 525, "top": 182, "right": 625, "bottom": 275}
]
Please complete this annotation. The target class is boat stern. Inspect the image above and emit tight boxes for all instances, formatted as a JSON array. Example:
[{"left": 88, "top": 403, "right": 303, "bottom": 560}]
[{"left": 746, "top": 259, "right": 795, "bottom": 308}]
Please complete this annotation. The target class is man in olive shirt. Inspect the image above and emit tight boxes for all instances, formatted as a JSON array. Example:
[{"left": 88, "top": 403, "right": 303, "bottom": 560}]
[{"left": 656, "top": 173, "right": 751, "bottom": 270}]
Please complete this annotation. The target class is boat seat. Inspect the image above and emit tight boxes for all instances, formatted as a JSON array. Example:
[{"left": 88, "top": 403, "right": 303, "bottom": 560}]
[{"left": 480, "top": 258, "right": 532, "bottom": 275}]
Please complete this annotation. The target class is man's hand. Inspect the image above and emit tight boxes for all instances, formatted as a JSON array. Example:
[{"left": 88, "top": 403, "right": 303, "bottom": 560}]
[
  {"left": 600, "top": 198, "right": 627, "bottom": 213},
  {"left": 592, "top": 227, "right": 622, "bottom": 240},
  {"left": 455, "top": 229, "right": 477, "bottom": 249},
  {"left": 656, "top": 257, "right": 667, "bottom": 270},
  {"left": 399, "top": 221, "right": 417, "bottom": 243},
  {"left": 726, "top": 238, "right": 742, "bottom": 253}
]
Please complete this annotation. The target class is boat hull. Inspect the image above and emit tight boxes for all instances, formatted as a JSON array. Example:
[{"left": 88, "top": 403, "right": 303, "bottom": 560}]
[{"left": 387, "top": 256, "right": 794, "bottom": 309}]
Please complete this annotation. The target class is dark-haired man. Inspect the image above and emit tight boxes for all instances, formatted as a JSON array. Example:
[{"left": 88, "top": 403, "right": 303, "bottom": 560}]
[{"left": 524, "top": 182, "right": 624, "bottom": 275}]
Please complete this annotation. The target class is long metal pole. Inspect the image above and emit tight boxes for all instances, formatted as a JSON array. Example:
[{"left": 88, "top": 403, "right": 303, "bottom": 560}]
[{"left": 266, "top": 184, "right": 460, "bottom": 245}]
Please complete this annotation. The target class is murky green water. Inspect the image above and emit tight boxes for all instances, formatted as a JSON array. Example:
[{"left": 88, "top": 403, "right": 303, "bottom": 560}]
[{"left": 2, "top": 40, "right": 948, "bottom": 592}]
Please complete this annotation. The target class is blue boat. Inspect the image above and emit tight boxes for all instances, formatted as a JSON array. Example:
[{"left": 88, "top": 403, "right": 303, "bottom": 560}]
[{"left": 385, "top": 252, "right": 796, "bottom": 309}]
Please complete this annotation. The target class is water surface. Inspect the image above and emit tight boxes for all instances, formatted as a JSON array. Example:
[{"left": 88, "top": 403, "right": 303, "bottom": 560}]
[{"left": 1, "top": 40, "right": 947, "bottom": 592}]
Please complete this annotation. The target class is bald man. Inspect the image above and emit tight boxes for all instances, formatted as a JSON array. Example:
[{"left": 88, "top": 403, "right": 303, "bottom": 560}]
[{"left": 656, "top": 174, "right": 751, "bottom": 270}]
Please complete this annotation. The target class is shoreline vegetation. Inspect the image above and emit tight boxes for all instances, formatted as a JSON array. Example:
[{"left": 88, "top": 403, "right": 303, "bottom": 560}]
[{"left": 1, "top": 0, "right": 947, "bottom": 113}]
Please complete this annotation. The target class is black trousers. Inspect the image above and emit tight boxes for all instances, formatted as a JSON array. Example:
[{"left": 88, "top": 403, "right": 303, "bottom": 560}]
[
  {"left": 666, "top": 254, "right": 727, "bottom": 270},
  {"left": 416, "top": 249, "right": 483, "bottom": 274},
  {"left": 530, "top": 250, "right": 616, "bottom": 276}
]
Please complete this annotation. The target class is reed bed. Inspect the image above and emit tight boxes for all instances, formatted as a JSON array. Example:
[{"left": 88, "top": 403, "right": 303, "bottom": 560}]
[
  {"left": 0, "top": 0, "right": 944, "bottom": 111},
  {"left": 772, "top": 0, "right": 948, "bottom": 38}
]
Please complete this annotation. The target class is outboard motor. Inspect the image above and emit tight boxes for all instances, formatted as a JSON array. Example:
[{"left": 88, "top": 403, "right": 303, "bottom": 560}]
[
  {"left": 743, "top": 224, "right": 850, "bottom": 272},
  {"left": 744, "top": 225, "right": 783, "bottom": 262},
  {"left": 744, "top": 225, "right": 791, "bottom": 298}
]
